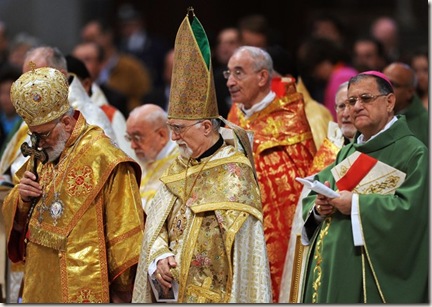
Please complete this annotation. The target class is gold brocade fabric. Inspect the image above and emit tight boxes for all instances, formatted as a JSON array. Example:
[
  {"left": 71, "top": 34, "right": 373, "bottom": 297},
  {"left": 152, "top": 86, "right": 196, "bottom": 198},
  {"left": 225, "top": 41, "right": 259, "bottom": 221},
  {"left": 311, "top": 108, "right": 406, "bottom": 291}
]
[
  {"left": 139, "top": 143, "right": 179, "bottom": 214},
  {"left": 132, "top": 145, "right": 272, "bottom": 303},
  {"left": 296, "top": 77, "right": 333, "bottom": 150},
  {"left": 2, "top": 113, "right": 144, "bottom": 303},
  {"left": 307, "top": 138, "right": 341, "bottom": 176},
  {"left": 11, "top": 67, "right": 70, "bottom": 126},
  {"left": 168, "top": 14, "right": 219, "bottom": 120},
  {"left": 227, "top": 86, "right": 316, "bottom": 302},
  {"left": 0, "top": 122, "right": 29, "bottom": 184}
]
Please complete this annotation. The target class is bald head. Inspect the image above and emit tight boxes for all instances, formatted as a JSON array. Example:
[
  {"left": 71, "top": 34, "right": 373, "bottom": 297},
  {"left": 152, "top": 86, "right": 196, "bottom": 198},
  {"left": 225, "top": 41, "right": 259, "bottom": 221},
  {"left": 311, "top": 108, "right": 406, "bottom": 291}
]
[
  {"left": 126, "top": 104, "right": 170, "bottom": 164},
  {"left": 129, "top": 104, "right": 167, "bottom": 124},
  {"left": 383, "top": 62, "right": 416, "bottom": 113},
  {"left": 22, "top": 46, "right": 67, "bottom": 75}
]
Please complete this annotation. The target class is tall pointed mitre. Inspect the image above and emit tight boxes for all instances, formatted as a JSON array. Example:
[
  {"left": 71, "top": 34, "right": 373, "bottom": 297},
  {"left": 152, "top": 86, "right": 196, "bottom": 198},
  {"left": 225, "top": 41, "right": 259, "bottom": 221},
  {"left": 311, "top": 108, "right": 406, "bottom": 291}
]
[{"left": 168, "top": 7, "right": 219, "bottom": 119}]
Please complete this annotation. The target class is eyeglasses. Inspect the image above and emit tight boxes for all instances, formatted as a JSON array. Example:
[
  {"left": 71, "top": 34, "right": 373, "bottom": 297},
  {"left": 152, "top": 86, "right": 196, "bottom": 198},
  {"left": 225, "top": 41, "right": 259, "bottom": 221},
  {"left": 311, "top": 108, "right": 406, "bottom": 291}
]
[
  {"left": 166, "top": 121, "right": 203, "bottom": 135},
  {"left": 125, "top": 127, "right": 162, "bottom": 143},
  {"left": 346, "top": 93, "right": 388, "bottom": 106},
  {"left": 28, "top": 120, "right": 59, "bottom": 141},
  {"left": 223, "top": 69, "right": 247, "bottom": 80},
  {"left": 335, "top": 102, "right": 348, "bottom": 113},
  {"left": 124, "top": 134, "right": 144, "bottom": 143}
]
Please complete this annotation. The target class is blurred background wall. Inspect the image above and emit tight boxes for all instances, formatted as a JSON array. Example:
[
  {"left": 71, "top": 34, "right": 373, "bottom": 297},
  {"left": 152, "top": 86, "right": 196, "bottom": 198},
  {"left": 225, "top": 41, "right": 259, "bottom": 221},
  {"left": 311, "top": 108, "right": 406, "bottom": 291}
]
[{"left": 0, "top": 0, "right": 428, "bottom": 57}]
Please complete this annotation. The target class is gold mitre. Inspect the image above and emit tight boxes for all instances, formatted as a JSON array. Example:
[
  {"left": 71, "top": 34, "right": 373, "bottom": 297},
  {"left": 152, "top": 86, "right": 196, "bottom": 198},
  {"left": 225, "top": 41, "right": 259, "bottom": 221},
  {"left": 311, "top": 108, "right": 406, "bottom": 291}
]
[
  {"left": 11, "top": 65, "right": 69, "bottom": 126},
  {"left": 168, "top": 7, "right": 219, "bottom": 120}
]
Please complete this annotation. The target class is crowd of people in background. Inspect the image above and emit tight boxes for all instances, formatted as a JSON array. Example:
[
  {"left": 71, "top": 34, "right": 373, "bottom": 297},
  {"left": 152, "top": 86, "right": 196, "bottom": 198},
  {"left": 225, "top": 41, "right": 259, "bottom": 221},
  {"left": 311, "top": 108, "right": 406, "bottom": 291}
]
[
  {"left": 0, "top": 8, "right": 428, "bottom": 140},
  {"left": 0, "top": 3, "right": 428, "bottom": 304}
]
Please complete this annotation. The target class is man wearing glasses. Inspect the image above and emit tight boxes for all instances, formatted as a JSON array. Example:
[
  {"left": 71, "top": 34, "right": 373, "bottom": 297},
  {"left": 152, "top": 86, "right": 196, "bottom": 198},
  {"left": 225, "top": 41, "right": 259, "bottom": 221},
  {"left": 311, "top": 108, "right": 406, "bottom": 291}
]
[
  {"left": 300, "top": 71, "right": 428, "bottom": 303},
  {"left": 226, "top": 46, "right": 316, "bottom": 302},
  {"left": 2, "top": 67, "right": 144, "bottom": 302},
  {"left": 125, "top": 104, "right": 178, "bottom": 214},
  {"left": 280, "top": 80, "right": 357, "bottom": 303},
  {"left": 132, "top": 10, "right": 271, "bottom": 303}
]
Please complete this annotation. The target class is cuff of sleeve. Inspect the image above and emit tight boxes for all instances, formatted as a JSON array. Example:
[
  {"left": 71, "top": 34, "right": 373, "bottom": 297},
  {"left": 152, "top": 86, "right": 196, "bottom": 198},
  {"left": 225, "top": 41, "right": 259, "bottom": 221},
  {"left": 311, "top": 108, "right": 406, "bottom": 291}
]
[
  {"left": 148, "top": 252, "right": 175, "bottom": 278},
  {"left": 351, "top": 193, "right": 364, "bottom": 246}
]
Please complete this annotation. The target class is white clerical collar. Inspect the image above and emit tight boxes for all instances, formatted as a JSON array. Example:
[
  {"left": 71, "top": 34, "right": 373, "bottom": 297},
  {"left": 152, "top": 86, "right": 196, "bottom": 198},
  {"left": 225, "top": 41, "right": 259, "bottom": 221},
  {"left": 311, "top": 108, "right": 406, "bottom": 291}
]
[
  {"left": 239, "top": 91, "right": 276, "bottom": 119},
  {"left": 357, "top": 116, "right": 398, "bottom": 144}
]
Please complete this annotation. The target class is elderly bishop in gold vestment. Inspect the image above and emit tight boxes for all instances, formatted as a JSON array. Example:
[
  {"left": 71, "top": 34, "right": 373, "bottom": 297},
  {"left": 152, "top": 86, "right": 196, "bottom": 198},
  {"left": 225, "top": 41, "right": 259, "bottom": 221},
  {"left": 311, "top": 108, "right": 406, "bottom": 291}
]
[
  {"left": 132, "top": 8, "right": 272, "bottom": 303},
  {"left": 2, "top": 67, "right": 144, "bottom": 303}
]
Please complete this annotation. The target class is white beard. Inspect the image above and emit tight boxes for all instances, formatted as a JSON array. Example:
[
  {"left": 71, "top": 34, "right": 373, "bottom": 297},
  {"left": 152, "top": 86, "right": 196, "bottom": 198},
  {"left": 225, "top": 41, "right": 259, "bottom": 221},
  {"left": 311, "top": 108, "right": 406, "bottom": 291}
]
[
  {"left": 176, "top": 141, "right": 193, "bottom": 159},
  {"left": 46, "top": 129, "right": 68, "bottom": 162}
]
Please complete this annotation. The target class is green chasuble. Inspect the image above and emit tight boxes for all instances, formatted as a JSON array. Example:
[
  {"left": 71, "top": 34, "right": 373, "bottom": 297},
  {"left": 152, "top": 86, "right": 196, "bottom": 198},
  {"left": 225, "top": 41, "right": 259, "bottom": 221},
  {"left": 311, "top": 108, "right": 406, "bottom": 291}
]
[
  {"left": 400, "top": 95, "right": 429, "bottom": 147},
  {"left": 301, "top": 116, "right": 428, "bottom": 303}
]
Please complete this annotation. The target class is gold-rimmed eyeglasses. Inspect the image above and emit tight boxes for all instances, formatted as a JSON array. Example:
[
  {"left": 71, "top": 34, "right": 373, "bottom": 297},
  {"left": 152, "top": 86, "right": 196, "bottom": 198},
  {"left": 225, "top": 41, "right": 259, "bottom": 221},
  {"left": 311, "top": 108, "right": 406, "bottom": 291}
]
[
  {"left": 166, "top": 121, "right": 203, "bottom": 135},
  {"left": 346, "top": 93, "right": 388, "bottom": 106}
]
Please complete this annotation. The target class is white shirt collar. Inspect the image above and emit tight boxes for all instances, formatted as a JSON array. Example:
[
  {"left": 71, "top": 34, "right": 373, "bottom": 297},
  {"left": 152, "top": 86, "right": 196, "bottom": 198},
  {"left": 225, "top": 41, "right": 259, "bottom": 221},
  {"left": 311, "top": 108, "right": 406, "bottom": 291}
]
[
  {"left": 239, "top": 91, "right": 276, "bottom": 119},
  {"left": 357, "top": 116, "right": 398, "bottom": 144}
]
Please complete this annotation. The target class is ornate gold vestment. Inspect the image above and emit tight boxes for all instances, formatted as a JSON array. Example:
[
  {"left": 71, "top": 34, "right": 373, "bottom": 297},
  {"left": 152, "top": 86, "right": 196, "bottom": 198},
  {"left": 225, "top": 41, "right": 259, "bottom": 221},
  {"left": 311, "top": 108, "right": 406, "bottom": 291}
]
[
  {"left": 2, "top": 113, "right": 144, "bottom": 302},
  {"left": 132, "top": 144, "right": 272, "bottom": 303}
]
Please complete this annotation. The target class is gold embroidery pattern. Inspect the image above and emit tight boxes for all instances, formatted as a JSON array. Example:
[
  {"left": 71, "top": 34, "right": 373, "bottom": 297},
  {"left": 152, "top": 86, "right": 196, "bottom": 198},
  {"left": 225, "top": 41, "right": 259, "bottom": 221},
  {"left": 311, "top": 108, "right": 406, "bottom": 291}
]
[
  {"left": 168, "top": 15, "right": 218, "bottom": 120},
  {"left": 311, "top": 217, "right": 332, "bottom": 303},
  {"left": 359, "top": 175, "right": 400, "bottom": 194},
  {"left": 340, "top": 165, "right": 348, "bottom": 177},
  {"left": 308, "top": 138, "right": 340, "bottom": 176},
  {"left": 289, "top": 235, "right": 304, "bottom": 303},
  {"left": 186, "top": 277, "right": 222, "bottom": 303},
  {"left": 66, "top": 165, "right": 93, "bottom": 196},
  {"left": 184, "top": 214, "right": 227, "bottom": 303},
  {"left": 69, "top": 288, "right": 103, "bottom": 303}
]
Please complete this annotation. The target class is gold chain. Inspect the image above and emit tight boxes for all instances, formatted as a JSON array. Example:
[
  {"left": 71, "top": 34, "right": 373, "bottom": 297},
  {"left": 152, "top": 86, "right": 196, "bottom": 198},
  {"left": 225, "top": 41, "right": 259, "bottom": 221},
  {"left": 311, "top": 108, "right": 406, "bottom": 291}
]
[
  {"left": 38, "top": 126, "right": 87, "bottom": 225},
  {"left": 183, "top": 146, "right": 222, "bottom": 201}
]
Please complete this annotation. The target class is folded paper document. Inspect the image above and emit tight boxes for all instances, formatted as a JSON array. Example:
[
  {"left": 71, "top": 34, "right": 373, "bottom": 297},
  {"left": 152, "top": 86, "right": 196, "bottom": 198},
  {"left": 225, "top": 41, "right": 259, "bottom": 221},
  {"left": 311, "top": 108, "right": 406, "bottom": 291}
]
[{"left": 295, "top": 177, "right": 340, "bottom": 198}]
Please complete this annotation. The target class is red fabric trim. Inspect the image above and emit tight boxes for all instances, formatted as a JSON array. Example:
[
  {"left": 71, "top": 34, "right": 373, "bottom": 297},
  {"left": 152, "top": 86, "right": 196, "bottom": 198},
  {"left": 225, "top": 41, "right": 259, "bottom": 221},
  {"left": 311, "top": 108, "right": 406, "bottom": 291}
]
[
  {"left": 336, "top": 153, "right": 377, "bottom": 191},
  {"left": 100, "top": 105, "right": 116, "bottom": 122},
  {"left": 271, "top": 77, "right": 286, "bottom": 97}
]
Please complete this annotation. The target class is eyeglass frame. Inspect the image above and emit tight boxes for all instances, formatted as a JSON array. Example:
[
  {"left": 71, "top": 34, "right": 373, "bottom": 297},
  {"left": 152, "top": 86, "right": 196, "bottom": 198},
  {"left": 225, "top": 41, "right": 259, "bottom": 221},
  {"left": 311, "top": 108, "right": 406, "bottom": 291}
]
[
  {"left": 345, "top": 93, "right": 388, "bottom": 107},
  {"left": 124, "top": 127, "right": 163, "bottom": 143},
  {"left": 222, "top": 68, "right": 264, "bottom": 81},
  {"left": 335, "top": 102, "right": 348, "bottom": 113},
  {"left": 166, "top": 120, "right": 203, "bottom": 135},
  {"left": 27, "top": 119, "right": 60, "bottom": 141}
]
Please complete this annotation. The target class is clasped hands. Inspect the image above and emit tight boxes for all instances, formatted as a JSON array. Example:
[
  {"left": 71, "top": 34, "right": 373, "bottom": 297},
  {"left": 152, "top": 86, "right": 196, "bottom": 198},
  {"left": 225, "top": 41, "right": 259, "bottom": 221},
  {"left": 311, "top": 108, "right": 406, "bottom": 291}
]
[{"left": 314, "top": 181, "right": 353, "bottom": 216}]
